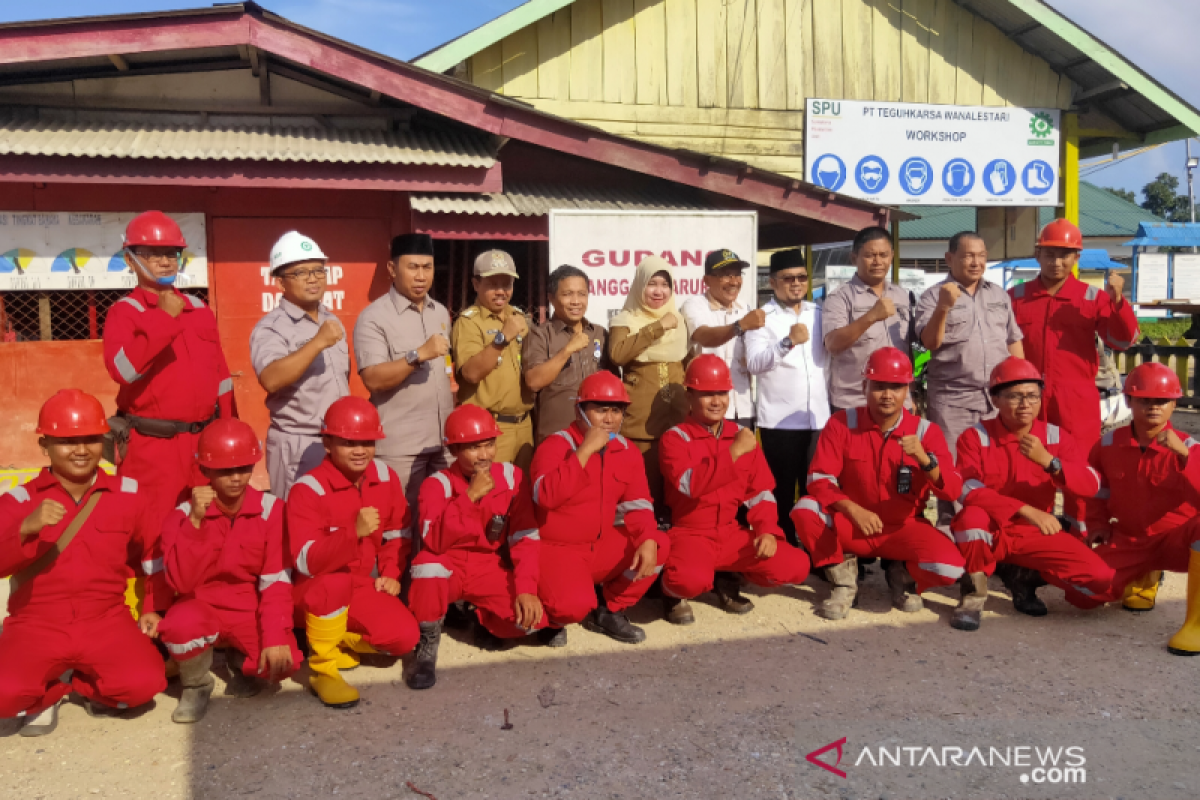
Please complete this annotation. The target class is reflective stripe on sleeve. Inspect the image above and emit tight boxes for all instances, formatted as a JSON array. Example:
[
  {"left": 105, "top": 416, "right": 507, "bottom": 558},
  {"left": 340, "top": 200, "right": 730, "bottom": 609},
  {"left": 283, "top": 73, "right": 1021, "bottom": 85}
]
[
  {"left": 295, "top": 541, "right": 315, "bottom": 577},
  {"left": 141, "top": 558, "right": 163, "bottom": 575},
  {"left": 793, "top": 497, "right": 831, "bottom": 528},
  {"left": 114, "top": 348, "right": 144, "bottom": 383},
  {"left": 953, "top": 528, "right": 993, "bottom": 546},
  {"left": 258, "top": 570, "right": 291, "bottom": 591},
  {"left": 743, "top": 490, "right": 774, "bottom": 509},
  {"left": 678, "top": 469, "right": 693, "bottom": 497},
  {"left": 959, "top": 479, "right": 986, "bottom": 504}
]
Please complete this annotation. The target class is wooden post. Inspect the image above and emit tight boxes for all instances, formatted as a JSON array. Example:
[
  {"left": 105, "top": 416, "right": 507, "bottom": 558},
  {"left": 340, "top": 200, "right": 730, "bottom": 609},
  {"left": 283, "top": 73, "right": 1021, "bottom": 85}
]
[{"left": 38, "top": 292, "right": 51, "bottom": 341}]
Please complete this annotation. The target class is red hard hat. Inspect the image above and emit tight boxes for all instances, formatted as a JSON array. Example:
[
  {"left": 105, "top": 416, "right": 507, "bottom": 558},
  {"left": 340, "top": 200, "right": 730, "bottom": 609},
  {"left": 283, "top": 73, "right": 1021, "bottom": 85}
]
[
  {"left": 684, "top": 354, "right": 734, "bottom": 391},
  {"left": 1036, "top": 219, "right": 1083, "bottom": 250},
  {"left": 444, "top": 404, "right": 502, "bottom": 446},
  {"left": 988, "top": 358, "right": 1044, "bottom": 393},
  {"left": 321, "top": 396, "right": 386, "bottom": 440},
  {"left": 862, "top": 347, "right": 913, "bottom": 384},
  {"left": 1124, "top": 362, "right": 1183, "bottom": 399},
  {"left": 36, "top": 389, "right": 110, "bottom": 437},
  {"left": 124, "top": 211, "right": 187, "bottom": 249},
  {"left": 576, "top": 371, "right": 630, "bottom": 405},
  {"left": 196, "top": 419, "right": 262, "bottom": 469}
]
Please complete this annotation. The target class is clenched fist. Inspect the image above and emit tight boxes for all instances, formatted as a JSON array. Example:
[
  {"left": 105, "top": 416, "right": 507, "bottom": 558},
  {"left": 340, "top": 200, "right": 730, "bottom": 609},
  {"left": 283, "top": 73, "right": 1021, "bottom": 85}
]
[
  {"left": 314, "top": 319, "right": 345, "bottom": 350},
  {"left": 898, "top": 435, "right": 929, "bottom": 465},
  {"left": 502, "top": 311, "right": 528, "bottom": 342},
  {"left": 659, "top": 312, "right": 679, "bottom": 331},
  {"left": 578, "top": 424, "right": 612, "bottom": 464},
  {"left": 189, "top": 485, "right": 216, "bottom": 528},
  {"left": 159, "top": 291, "right": 185, "bottom": 318},
  {"left": 564, "top": 329, "right": 592, "bottom": 355},
  {"left": 1106, "top": 272, "right": 1126, "bottom": 306},
  {"left": 739, "top": 308, "right": 767, "bottom": 333},
  {"left": 357, "top": 507, "right": 381, "bottom": 539},
  {"left": 468, "top": 462, "right": 495, "bottom": 503},
  {"left": 937, "top": 282, "right": 962, "bottom": 309},
  {"left": 19, "top": 499, "right": 66, "bottom": 538},
  {"left": 869, "top": 296, "right": 896, "bottom": 324},
  {"left": 1157, "top": 427, "right": 1190, "bottom": 458},
  {"left": 730, "top": 427, "right": 758, "bottom": 461},
  {"left": 1018, "top": 434, "right": 1053, "bottom": 469},
  {"left": 418, "top": 334, "right": 450, "bottom": 363},
  {"left": 788, "top": 322, "right": 810, "bottom": 345}
]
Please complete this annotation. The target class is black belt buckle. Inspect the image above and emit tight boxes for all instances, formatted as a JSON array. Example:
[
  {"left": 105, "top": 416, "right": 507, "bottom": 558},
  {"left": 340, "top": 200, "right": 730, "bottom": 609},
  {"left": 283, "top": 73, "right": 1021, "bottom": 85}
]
[{"left": 493, "top": 412, "right": 526, "bottom": 425}]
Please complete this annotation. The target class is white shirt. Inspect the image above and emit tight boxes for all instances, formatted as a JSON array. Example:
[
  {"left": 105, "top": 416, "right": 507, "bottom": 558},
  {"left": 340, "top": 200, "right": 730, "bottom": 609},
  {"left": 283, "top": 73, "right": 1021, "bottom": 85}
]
[
  {"left": 680, "top": 293, "right": 754, "bottom": 420},
  {"left": 743, "top": 297, "right": 830, "bottom": 430}
]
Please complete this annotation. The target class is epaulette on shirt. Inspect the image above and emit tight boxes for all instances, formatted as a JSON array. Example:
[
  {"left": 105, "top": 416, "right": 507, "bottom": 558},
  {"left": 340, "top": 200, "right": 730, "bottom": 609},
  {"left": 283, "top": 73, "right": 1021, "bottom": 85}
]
[{"left": 460, "top": 307, "right": 478, "bottom": 318}]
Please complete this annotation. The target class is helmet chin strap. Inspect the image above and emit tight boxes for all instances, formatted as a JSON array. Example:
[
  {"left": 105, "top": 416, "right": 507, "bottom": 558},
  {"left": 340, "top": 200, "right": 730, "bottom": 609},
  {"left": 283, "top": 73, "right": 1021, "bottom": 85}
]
[
  {"left": 575, "top": 405, "right": 616, "bottom": 439},
  {"left": 127, "top": 248, "right": 177, "bottom": 287}
]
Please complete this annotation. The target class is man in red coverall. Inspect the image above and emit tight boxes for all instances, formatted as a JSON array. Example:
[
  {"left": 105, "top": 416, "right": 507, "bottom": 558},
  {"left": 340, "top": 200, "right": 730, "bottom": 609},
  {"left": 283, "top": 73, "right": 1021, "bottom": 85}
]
[
  {"left": 658, "top": 355, "right": 810, "bottom": 625},
  {"left": 287, "top": 396, "right": 418, "bottom": 708},
  {"left": 949, "top": 358, "right": 1113, "bottom": 631},
  {"left": 406, "top": 405, "right": 544, "bottom": 690},
  {"left": 792, "top": 347, "right": 965, "bottom": 620},
  {"left": 530, "top": 371, "right": 669, "bottom": 647},
  {"left": 0, "top": 390, "right": 170, "bottom": 737},
  {"left": 1008, "top": 219, "right": 1138, "bottom": 535},
  {"left": 104, "top": 212, "right": 235, "bottom": 518},
  {"left": 158, "top": 419, "right": 302, "bottom": 724},
  {"left": 1084, "top": 362, "right": 1200, "bottom": 656}
]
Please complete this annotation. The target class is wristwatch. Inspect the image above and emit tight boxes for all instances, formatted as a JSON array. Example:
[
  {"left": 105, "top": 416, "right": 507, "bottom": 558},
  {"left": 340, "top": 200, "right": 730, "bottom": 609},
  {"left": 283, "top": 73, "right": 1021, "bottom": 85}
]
[
  {"left": 492, "top": 331, "right": 509, "bottom": 348},
  {"left": 405, "top": 349, "right": 421, "bottom": 366},
  {"left": 1044, "top": 457, "right": 1062, "bottom": 475},
  {"left": 920, "top": 453, "right": 939, "bottom": 472},
  {"left": 732, "top": 320, "right": 744, "bottom": 337},
  {"left": 778, "top": 337, "right": 795, "bottom": 352}
]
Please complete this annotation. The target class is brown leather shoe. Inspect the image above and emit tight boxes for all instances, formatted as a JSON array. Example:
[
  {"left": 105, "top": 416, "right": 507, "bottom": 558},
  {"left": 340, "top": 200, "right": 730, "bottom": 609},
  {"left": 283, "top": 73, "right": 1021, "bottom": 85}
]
[{"left": 663, "top": 596, "right": 695, "bottom": 625}]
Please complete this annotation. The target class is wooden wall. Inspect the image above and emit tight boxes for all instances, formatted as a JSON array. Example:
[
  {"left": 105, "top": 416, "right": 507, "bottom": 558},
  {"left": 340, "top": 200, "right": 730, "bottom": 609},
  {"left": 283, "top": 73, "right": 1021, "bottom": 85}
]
[{"left": 466, "top": 0, "right": 1075, "bottom": 179}]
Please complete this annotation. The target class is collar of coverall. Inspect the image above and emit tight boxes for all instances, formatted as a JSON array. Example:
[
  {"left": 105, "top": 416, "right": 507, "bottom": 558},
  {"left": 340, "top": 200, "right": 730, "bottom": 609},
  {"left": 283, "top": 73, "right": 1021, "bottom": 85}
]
[
  {"left": 987, "top": 417, "right": 1049, "bottom": 446},
  {"left": 857, "top": 407, "right": 918, "bottom": 436},
  {"left": 29, "top": 466, "right": 112, "bottom": 500},
  {"left": 313, "top": 456, "right": 384, "bottom": 491},
  {"left": 682, "top": 415, "right": 738, "bottom": 440},
  {"left": 1029, "top": 272, "right": 1086, "bottom": 299},
  {"left": 200, "top": 487, "right": 264, "bottom": 520},
  {"left": 1123, "top": 420, "right": 1181, "bottom": 451},
  {"left": 568, "top": 420, "right": 627, "bottom": 450},
  {"left": 132, "top": 285, "right": 191, "bottom": 311},
  {"left": 449, "top": 460, "right": 501, "bottom": 484}
]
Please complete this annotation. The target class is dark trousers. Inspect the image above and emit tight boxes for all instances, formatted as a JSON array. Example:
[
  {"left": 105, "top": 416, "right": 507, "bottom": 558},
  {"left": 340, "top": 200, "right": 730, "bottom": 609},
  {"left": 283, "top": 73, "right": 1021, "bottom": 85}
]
[{"left": 759, "top": 427, "right": 820, "bottom": 545}]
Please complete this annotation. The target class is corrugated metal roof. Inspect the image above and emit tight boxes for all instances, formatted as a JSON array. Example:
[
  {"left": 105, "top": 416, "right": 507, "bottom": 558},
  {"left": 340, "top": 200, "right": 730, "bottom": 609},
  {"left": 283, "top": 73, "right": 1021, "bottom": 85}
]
[
  {"left": 410, "top": 182, "right": 712, "bottom": 216},
  {"left": 1124, "top": 222, "right": 1200, "bottom": 248},
  {"left": 899, "top": 182, "right": 1165, "bottom": 241},
  {"left": 0, "top": 114, "right": 496, "bottom": 167}
]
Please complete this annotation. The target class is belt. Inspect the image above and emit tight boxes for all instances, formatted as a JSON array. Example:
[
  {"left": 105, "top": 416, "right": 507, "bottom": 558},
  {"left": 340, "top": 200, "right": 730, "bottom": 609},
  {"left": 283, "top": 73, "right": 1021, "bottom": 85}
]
[
  {"left": 119, "top": 411, "right": 215, "bottom": 438},
  {"left": 492, "top": 412, "right": 529, "bottom": 425}
]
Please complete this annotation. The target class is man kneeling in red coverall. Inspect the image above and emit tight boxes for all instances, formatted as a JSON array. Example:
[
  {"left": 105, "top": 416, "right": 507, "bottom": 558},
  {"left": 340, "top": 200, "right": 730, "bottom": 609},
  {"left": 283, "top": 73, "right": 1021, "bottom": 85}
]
[
  {"left": 0, "top": 390, "right": 170, "bottom": 737},
  {"left": 287, "top": 397, "right": 419, "bottom": 709},
  {"left": 949, "top": 358, "right": 1113, "bottom": 631},
  {"left": 158, "top": 419, "right": 302, "bottom": 723},
  {"left": 792, "top": 347, "right": 966, "bottom": 620},
  {"left": 1083, "top": 362, "right": 1200, "bottom": 656},
  {"left": 530, "top": 371, "right": 669, "bottom": 647},
  {"left": 659, "top": 355, "right": 810, "bottom": 625},
  {"left": 406, "top": 405, "right": 544, "bottom": 690}
]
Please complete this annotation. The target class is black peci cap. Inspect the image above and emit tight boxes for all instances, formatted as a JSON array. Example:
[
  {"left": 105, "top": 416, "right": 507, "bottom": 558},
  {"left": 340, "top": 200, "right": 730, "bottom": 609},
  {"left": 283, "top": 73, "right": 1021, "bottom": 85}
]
[
  {"left": 390, "top": 233, "right": 435, "bottom": 259},
  {"left": 769, "top": 249, "right": 807, "bottom": 274}
]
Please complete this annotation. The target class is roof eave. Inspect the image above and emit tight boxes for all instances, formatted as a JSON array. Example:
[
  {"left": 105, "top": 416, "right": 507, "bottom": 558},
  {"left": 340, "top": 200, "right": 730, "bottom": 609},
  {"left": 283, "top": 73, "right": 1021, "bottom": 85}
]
[{"left": 412, "top": 0, "right": 575, "bottom": 74}]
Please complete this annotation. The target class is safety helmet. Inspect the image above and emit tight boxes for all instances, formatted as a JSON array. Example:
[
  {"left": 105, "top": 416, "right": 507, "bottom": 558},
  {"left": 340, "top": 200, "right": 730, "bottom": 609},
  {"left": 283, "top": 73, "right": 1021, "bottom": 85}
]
[
  {"left": 36, "top": 389, "right": 110, "bottom": 437},
  {"left": 196, "top": 419, "right": 263, "bottom": 469},
  {"left": 1124, "top": 362, "right": 1183, "bottom": 399},
  {"left": 988, "top": 358, "right": 1044, "bottom": 395},
  {"left": 444, "top": 404, "right": 502, "bottom": 446},
  {"left": 684, "top": 354, "right": 734, "bottom": 392},
  {"left": 124, "top": 211, "right": 187, "bottom": 249},
  {"left": 576, "top": 371, "right": 630, "bottom": 405},
  {"left": 321, "top": 397, "right": 386, "bottom": 440},
  {"left": 270, "top": 231, "right": 328, "bottom": 275},
  {"left": 862, "top": 347, "right": 914, "bottom": 384},
  {"left": 1036, "top": 219, "right": 1083, "bottom": 251}
]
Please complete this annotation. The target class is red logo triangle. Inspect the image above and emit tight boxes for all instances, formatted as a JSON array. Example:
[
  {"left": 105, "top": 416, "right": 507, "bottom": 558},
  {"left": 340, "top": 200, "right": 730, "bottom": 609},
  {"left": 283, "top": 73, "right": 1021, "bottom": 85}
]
[{"left": 806, "top": 737, "right": 848, "bottom": 779}]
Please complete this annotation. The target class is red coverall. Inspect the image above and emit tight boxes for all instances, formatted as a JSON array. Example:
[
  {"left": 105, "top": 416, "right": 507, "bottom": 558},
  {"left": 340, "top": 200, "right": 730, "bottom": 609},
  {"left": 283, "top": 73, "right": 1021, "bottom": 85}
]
[
  {"left": 952, "top": 418, "right": 1114, "bottom": 605},
  {"left": 0, "top": 470, "right": 171, "bottom": 718},
  {"left": 408, "top": 461, "right": 544, "bottom": 636},
  {"left": 158, "top": 488, "right": 302, "bottom": 678},
  {"left": 530, "top": 425, "right": 670, "bottom": 625},
  {"left": 1078, "top": 424, "right": 1200, "bottom": 607},
  {"left": 286, "top": 458, "right": 419, "bottom": 656},
  {"left": 103, "top": 287, "right": 234, "bottom": 527},
  {"left": 659, "top": 418, "right": 810, "bottom": 598},
  {"left": 792, "top": 408, "right": 966, "bottom": 591},
  {"left": 1008, "top": 276, "right": 1139, "bottom": 452}
]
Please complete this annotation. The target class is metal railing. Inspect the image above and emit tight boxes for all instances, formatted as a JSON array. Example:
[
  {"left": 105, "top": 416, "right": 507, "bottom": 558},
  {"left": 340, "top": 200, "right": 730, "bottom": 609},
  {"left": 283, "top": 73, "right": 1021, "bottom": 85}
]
[{"left": 1114, "top": 337, "right": 1200, "bottom": 408}]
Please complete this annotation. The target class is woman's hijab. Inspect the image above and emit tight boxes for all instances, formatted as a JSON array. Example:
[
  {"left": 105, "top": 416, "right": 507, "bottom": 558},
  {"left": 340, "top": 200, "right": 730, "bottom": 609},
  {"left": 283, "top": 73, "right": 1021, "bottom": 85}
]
[{"left": 609, "top": 255, "right": 688, "bottom": 363}]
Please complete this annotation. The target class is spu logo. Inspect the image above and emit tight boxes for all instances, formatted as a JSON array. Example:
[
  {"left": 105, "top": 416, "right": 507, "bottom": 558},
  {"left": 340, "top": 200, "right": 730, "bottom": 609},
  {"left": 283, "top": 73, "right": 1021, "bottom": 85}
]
[{"left": 811, "top": 100, "right": 841, "bottom": 116}]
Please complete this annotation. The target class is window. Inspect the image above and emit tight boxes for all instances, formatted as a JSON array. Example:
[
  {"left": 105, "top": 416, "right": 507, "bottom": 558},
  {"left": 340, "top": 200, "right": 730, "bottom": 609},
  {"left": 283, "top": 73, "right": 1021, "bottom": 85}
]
[{"left": 0, "top": 289, "right": 209, "bottom": 342}]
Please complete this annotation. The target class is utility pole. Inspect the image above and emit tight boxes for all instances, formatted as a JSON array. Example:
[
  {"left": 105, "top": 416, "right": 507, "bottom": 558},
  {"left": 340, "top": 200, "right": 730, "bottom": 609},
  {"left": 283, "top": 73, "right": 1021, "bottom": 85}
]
[{"left": 1188, "top": 138, "right": 1198, "bottom": 253}]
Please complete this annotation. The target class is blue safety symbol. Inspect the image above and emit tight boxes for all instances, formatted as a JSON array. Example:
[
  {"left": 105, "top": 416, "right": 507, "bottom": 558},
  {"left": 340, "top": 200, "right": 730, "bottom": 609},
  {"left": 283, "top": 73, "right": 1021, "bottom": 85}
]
[
  {"left": 899, "top": 157, "right": 933, "bottom": 196},
  {"left": 942, "top": 159, "right": 975, "bottom": 197},
  {"left": 854, "top": 156, "right": 889, "bottom": 195},
  {"left": 1022, "top": 160, "right": 1055, "bottom": 196},
  {"left": 982, "top": 159, "right": 1016, "bottom": 196},
  {"left": 810, "top": 154, "right": 847, "bottom": 191}
]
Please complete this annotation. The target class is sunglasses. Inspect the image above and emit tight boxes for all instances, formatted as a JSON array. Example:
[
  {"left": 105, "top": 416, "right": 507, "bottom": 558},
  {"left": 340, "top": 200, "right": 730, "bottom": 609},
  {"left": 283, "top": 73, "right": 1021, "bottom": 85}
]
[{"left": 776, "top": 274, "right": 809, "bottom": 283}]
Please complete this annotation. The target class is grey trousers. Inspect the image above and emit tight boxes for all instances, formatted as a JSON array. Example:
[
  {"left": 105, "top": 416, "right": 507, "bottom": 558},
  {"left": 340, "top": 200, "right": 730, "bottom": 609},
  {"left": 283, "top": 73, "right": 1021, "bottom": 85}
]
[{"left": 265, "top": 429, "right": 326, "bottom": 500}]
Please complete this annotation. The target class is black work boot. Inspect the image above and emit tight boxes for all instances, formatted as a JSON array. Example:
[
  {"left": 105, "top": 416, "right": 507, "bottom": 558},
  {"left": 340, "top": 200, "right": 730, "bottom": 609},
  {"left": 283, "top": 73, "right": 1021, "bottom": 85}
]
[
  {"left": 713, "top": 572, "right": 754, "bottom": 615},
  {"left": 950, "top": 572, "right": 989, "bottom": 632},
  {"left": 663, "top": 596, "right": 695, "bottom": 625},
  {"left": 224, "top": 649, "right": 263, "bottom": 698},
  {"left": 406, "top": 621, "right": 442, "bottom": 690},
  {"left": 996, "top": 564, "right": 1049, "bottom": 617},
  {"left": 537, "top": 626, "right": 568, "bottom": 647},
  {"left": 473, "top": 618, "right": 507, "bottom": 652},
  {"left": 582, "top": 590, "right": 645, "bottom": 644}
]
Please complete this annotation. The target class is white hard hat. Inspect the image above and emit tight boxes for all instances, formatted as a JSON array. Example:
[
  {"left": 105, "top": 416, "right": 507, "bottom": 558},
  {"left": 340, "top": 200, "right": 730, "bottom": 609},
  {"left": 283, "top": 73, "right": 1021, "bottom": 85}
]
[{"left": 270, "top": 231, "right": 327, "bottom": 274}]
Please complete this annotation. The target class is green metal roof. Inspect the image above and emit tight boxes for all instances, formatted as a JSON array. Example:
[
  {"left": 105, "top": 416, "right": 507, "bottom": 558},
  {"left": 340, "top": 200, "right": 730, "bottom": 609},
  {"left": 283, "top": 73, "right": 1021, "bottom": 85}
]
[{"left": 899, "top": 182, "right": 1164, "bottom": 241}]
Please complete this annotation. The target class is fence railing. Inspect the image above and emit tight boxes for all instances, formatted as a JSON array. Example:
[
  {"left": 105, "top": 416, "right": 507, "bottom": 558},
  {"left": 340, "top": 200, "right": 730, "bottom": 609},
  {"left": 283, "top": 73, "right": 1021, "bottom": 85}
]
[{"left": 1114, "top": 337, "right": 1200, "bottom": 409}]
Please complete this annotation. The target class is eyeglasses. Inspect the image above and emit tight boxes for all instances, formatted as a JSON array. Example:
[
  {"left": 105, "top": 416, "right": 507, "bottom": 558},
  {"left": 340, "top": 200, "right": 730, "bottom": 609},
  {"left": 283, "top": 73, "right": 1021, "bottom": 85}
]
[
  {"left": 132, "top": 249, "right": 182, "bottom": 263},
  {"left": 281, "top": 268, "right": 329, "bottom": 281},
  {"left": 999, "top": 392, "right": 1042, "bottom": 405},
  {"left": 777, "top": 274, "right": 809, "bottom": 283}
]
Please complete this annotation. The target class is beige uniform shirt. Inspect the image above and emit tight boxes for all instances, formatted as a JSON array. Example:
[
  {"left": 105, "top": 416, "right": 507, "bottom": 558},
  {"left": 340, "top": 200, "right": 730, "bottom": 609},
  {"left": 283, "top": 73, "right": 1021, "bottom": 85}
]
[
  {"left": 353, "top": 287, "right": 454, "bottom": 458},
  {"left": 916, "top": 276, "right": 1023, "bottom": 413},
  {"left": 452, "top": 304, "right": 534, "bottom": 418},
  {"left": 821, "top": 273, "right": 913, "bottom": 409}
]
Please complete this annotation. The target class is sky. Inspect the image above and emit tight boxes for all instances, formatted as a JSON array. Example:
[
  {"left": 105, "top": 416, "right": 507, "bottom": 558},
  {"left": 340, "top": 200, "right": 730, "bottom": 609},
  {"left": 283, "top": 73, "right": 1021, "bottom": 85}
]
[{"left": 2, "top": 0, "right": 1197, "bottom": 206}]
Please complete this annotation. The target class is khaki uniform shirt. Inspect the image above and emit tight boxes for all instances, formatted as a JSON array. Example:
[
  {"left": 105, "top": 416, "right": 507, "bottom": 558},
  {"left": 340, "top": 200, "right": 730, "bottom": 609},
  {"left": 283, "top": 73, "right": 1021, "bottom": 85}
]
[
  {"left": 821, "top": 273, "right": 913, "bottom": 409},
  {"left": 250, "top": 299, "right": 350, "bottom": 435},
  {"left": 916, "top": 276, "right": 1023, "bottom": 413},
  {"left": 452, "top": 304, "right": 534, "bottom": 417},
  {"left": 353, "top": 287, "right": 454, "bottom": 458},
  {"left": 522, "top": 316, "right": 610, "bottom": 442}
]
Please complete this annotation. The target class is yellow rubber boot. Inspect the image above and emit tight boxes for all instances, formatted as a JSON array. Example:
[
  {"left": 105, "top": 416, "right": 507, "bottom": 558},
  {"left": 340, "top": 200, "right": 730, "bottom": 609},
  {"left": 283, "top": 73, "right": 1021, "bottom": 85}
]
[
  {"left": 1167, "top": 549, "right": 1200, "bottom": 656},
  {"left": 305, "top": 610, "right": 360, "bottom": 708},
  {"left": 1122, "top": 570, "right": 1164, "bottom": 612},
  {"left": 334, "top": 633, "right": 378, "bottom": 670}
]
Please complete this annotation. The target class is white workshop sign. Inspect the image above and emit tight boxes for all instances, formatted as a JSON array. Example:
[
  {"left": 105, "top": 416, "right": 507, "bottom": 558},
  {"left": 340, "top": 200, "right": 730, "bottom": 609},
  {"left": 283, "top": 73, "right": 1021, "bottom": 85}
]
[
  {"left": 548, "top": 210, "right": 757, "bottom": 326},
  {"left": 805, "top": 99, "right": 1062, "bottom": 206},
  {"left": 0, "top": 211, "right": 207, "bottom": 291}
]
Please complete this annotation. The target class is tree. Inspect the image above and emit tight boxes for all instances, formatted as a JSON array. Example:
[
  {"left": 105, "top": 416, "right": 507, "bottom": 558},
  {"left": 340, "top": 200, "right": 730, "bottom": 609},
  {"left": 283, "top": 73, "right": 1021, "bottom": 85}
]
[
  {"left": 1102, "top": 186, "right": 1137, "bottom": 204},
  {"left": 1141, "top": 172, "right": 1193, "bottom": 221}
]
